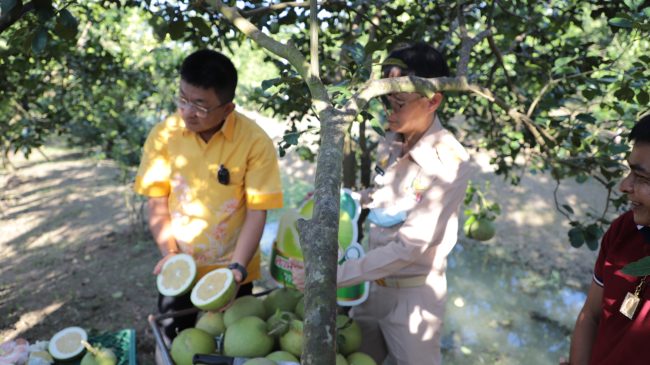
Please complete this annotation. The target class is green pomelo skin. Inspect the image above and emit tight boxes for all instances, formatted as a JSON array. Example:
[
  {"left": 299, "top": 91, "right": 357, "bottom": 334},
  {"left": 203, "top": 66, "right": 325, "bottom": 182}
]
[
  {"left": 80, "top": 347, "right": 117, "bottom": 365},
  {"left": 468, "top": 219, "right": 496, "bottom": 241},
  {"left": 266, "top": 350, "right": 299, "bottom": 362},
  {"left": 242, "top": 358, "right": 276, "bottom": 365},
  {"left": 266, "top": 310, "right": 297, "bottom": 337},
  {"left": 336, "top": 353, "right": 349, "bottom": 365},
  {"left": 223, "top": 316, "right": 274, "bottom": 358},
  {"left": 347, "top": 352, "right": 377, "bottom": 365},
  {"left": 279, "top": 320, "right": 304, "bottom": 357},
  {"left": 336, "top": 315, "right": 362, "bottom": 355},
  {"left": 224, "top": 296, "right": 268, "bottom": 327},
  {"left": 170, "top": 328, "right": 216, "bottom": 365},
  {"left": 263, "top": 288, "right": 303, "bottom": 317},
  {"left": 294, "top": 298, "right": 305, "bottom": 320},
  {"left": 195, "top": 311, "right": 226, "bottom": 337}
]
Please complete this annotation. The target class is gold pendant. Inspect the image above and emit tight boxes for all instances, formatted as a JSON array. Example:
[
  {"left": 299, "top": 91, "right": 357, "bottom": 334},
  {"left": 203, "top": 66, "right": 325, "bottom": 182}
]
[{"left": 620, "top": 292, "right": 641, "bottom": 320}]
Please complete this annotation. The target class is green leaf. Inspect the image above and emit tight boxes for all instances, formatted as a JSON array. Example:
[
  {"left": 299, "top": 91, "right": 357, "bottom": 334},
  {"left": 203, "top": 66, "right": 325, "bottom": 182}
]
[
  {"left": 370, "top": 118, "right": 385, "bottom": 137},
  {"left": 55, "top": 9, "right": 78, "bottom": 39},
  {"left": 575, "top": 114, "right": 597, "bottom": 124},
  {"left": 636, "top": 90, "right": 649, "bottom": 105},
  {"left": 168, "top": 20, "right": 186, "bottom": 40},
  {"left": 554, "top": 56, "right": 575, "bottom": 69},
  {"left": 614, "top": 86, "right": 635, "bottom": 102},
  {"left": 624, "top": 0, "right": 643, "bottom": 11},
  {"left": 609, "top": 17, "right": 633, "bottom": 28},
  {"left": 31, "top": 28, "right": 48, "bottom": 54},
  {"left": 568, "top": 227, "right": 585, "bottom": 248},
  {"left": 621, "top": 256, "right": 650, "bottom": 276},
  {"left": 190, "top": 16, "right": 212, "bottom": 36},
  {"left": 342, "top": 43, "right": 365, "bottom": 66},
  {"left": 1, "top": 0, "right": 18, "bottom": 14},
  {"left": 562, "top": 204, "right": 574, "bottom": 214}
]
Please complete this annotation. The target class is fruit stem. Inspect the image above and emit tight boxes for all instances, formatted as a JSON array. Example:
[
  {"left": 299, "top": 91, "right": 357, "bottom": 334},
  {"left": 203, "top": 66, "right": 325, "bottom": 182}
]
[{"left": 81, "top": 340, "right": 99, "bottom": 356}]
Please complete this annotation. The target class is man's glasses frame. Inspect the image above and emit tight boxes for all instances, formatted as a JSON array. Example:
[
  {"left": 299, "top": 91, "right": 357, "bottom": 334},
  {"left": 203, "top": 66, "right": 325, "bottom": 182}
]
[{"left": 175, "top": 96, "right": 226, "bottom": 118}]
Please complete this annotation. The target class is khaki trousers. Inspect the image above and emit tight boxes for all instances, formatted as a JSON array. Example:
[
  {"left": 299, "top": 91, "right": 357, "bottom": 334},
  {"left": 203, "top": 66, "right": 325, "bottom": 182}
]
[{"left": 349, "top": 276, "right": 446, "bottom": 365}]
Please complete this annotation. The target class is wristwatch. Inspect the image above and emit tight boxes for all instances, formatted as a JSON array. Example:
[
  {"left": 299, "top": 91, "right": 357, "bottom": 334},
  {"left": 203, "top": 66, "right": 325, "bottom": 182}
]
[{"left": 227, "top": 262, "right": 248, "bottom": 282}]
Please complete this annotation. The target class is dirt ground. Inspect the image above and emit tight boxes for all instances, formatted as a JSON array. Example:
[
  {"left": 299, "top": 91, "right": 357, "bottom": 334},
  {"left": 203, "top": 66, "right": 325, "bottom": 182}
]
[{"left": 0, "top": 114, "right": 613, "bottom": 364}]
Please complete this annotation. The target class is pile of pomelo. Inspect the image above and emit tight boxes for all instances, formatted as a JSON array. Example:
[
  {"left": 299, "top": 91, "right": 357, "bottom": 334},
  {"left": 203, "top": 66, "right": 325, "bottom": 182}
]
[{"left": 157, "top": 255, "right": 377, "bottom": 365}]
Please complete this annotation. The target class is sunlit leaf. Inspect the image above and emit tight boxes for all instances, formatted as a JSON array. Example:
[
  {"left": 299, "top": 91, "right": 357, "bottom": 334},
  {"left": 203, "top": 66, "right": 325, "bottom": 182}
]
[{"left": 609, "top": 17, "right": 633, "bottom": 28}]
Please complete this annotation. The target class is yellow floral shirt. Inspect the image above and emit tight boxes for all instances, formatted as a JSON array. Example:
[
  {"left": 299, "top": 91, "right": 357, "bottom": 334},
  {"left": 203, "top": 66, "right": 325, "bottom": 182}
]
[{"left": 134, "top": 111, "right": 284, "bottom": 282}]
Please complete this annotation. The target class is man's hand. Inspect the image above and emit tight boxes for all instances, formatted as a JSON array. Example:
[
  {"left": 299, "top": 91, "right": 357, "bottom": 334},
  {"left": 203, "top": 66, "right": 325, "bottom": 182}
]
[
  {"left": 289, "top": 259, "right": 305, "bottom": 291},
  {"left": 559, "top": 357, "right": 569, "bottom": 365},
  {"left": 152, "top": 253, "right": 177, "bottom": 275}
]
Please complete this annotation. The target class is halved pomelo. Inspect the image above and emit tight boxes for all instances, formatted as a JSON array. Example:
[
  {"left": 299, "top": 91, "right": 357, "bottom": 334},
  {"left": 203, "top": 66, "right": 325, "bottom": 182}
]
[
  {"left": 47, "top": 326, "right": 88, "bottom": 361},
  {"left": 190, "top": 268, "right": 236, "bottom": 310},
  {"left": 156, "top": 253, "right": 198, "bottom": 297}
]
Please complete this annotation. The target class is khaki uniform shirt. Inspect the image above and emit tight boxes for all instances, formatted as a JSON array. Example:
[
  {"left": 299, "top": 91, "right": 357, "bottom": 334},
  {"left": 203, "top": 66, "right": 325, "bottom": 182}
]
[{"left": 337, "top": 118, "right": 472, "bottom": 287}]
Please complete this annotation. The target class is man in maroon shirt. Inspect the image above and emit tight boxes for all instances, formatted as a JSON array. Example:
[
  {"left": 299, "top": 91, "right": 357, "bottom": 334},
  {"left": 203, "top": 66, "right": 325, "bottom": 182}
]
[{"left": 564, "top": 114, "right": 650, "bottom": 365}]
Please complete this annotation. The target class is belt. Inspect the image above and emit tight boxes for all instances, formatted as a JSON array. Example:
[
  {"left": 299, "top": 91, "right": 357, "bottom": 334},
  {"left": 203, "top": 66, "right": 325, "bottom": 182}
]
[{"left": 375, "top": 275, "right": 428, "bottom": 288}]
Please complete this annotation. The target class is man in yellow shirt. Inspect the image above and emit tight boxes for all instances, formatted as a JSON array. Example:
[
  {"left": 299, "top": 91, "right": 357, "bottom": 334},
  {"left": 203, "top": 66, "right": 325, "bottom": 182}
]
[{"left": 134, "top": 49, "right": 283, "bottom": 348}]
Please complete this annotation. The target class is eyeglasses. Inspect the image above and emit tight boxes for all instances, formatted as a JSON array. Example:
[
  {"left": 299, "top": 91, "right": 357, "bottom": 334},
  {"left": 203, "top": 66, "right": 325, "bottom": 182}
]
[
  {"left": 175, "top": 96, "right": 226, "bottom": 118},
  {"left": 381, "top": 93, "right": 423, "bottom": 114}
]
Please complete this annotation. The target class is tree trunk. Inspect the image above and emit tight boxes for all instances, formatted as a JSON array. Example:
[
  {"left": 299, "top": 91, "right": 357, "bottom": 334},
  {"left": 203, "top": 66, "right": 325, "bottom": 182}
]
[{"left": 296, "top": 107, "right": 348, "bottom": 365}]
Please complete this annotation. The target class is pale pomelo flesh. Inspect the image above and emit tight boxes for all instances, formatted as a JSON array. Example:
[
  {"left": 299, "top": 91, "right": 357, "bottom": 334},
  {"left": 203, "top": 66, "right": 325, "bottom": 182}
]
[
  {"left": 48, "top": 327, "right": 88, "bottom": 361},
  {"left": 190, "top": 268, "right": 236, "bottom": 311},
  {"left": 156, "top": 253, "right": 197, "bottom": 297}
]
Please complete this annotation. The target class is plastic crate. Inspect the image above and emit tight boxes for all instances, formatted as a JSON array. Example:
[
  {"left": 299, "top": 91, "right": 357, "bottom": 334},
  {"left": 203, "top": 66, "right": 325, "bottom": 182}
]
[{"left": 55, "top": 329, "right": 137, "bottom": 365}]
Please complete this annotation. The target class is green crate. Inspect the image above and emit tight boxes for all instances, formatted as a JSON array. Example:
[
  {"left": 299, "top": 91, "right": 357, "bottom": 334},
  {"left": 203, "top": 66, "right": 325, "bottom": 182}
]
[{"left": 55, "top": 329, "right": 136, "bottom": 365}]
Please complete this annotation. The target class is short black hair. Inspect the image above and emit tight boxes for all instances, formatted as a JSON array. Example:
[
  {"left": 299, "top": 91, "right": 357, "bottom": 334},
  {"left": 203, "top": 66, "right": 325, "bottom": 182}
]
[
  {"left": 382, "top": 42, "right": 450, "bottom": 79},
  {"left": 180, "top": 49, "right": 238, "bottom": 103},
  {"left": 630, "top": 114, "right": 650, "bottom": 144}
]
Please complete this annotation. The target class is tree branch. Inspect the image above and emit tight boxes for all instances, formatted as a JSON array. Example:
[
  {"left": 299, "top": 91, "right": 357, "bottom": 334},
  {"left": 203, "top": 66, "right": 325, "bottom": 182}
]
[
  {"left": 240, "top": 1, "right": 323, "bottom": 17},
  {"left": 346, "top": 75, "right": 553, "bottom": 148},
  {"left": 0, "top": 1, "right": 34, "bottom": 34},
  {"left": 206, "top": 0, "right": 330, "bottom": 113},
  {"left": 455, "top": 1, "right": 491, "bottom": 76},
  {"left": 309, "top": 0, "right": 319, "bottom": 79}
]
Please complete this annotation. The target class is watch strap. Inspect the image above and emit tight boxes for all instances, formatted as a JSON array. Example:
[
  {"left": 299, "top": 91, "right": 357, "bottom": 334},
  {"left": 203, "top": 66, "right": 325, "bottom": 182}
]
[{"left": 227, "top": 262, "right": 248, "bottom": 282}]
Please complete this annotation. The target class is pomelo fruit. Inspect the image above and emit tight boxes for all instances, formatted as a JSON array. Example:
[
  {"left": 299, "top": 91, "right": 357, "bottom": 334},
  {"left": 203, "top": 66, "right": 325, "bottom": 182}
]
[
  {"left": 266, "top": 310, "right": 297, "bottom": 337},
  {"left": 190, "top": 268, "right": 236, "bottom": 311},
  {"left": 47, "top": 326, "right": 88, "bottom": 361},
  {"left": 294, "top": 298, "right": 305, "bottom": 319},
  {"left": 266, "top": 350, "right": 299, "bottom": 362},
  {"left": 195, "top": 311, "right": 226, "bottom": 337},
  {"left": 336, "top": 353, "right": 349, "bottom": 365},
  {"left": 467, "top": 218, "right": 496, "bottom": 241},
  {"left": 223, "top": 316, "right": 274, "bottom": 358},
  {"left": 347, "top": 352, "right": 377, "bottom": 365},
  {"left": 242, "top": 358, "right": 276, "bottom": 365},
  {"left": 157, "top": 253, "right": 197, "bottom": 297},
  {"left": 224, "top": 295, "right": 267, "bottom": 327},
  {"left": 79, "top": 341, "right": 117, "bottom": 365},
  {"left": 279, "top": 319, "right": 304, "bottom": 357},
  {"left": 170, "top": 328, "right": 215, "bottom": 365},
  {"left": 263, "top": 287, "right": 303, "bottom": 316},
  {"left": 336, "top": 315, "right": 362, "bottom": 355}
]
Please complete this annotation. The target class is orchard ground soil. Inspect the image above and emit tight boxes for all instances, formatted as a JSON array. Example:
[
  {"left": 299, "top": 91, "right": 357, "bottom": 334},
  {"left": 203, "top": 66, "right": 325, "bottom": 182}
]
[{"left": 0, "top": 114, "right": 610, "bottom": 364}]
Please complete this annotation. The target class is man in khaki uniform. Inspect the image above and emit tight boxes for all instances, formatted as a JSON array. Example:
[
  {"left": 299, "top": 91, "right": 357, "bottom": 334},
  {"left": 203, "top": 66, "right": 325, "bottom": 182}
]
[{"left": 338, "top": 43, "right": 471, "bottom": 364}]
